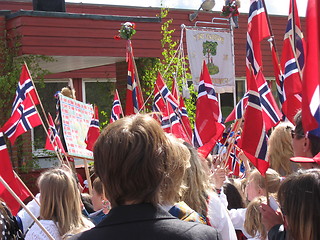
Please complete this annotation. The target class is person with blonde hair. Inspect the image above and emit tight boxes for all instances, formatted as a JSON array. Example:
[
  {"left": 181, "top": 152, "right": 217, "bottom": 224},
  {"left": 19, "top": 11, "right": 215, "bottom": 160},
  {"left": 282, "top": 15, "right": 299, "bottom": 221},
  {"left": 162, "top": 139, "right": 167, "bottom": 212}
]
[
  {"left": 72, "top": 114, "right": 221, "bottom": 240},
  {"left": 25, "top": 168, "right": 93, "bottom": 239},
  {"left": 160, "top": 134, "right": 206, "bottom": 223},
  {"left": 245, "top": 168, "right": 281, "bottom": 202},
  {"left": 181, "top": 142, "right": 237, "bottom": 240},
  {"left": 244, "top": 196, "right": 267, "bottom": 240},
  {"left": 267, "top": 122, "right": 299, "bottom": 176}
]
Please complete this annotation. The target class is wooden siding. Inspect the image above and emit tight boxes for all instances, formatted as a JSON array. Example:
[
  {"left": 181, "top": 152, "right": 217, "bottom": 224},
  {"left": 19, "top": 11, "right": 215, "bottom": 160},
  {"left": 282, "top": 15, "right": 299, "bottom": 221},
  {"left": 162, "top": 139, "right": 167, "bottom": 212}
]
[{"left": 1, "top": 1, "right": 306, "bottom": 78}]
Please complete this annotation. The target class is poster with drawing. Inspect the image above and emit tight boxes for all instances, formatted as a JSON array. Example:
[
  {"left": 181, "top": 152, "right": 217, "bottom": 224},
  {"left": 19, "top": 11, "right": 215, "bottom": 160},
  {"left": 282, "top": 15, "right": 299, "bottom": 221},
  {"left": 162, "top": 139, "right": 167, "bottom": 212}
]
[
  {"left": 59, "top": 95, "right": 93, "bottom": 159},
  {"left": 186, "top": 28, "right": 235, "bottom": 93}
]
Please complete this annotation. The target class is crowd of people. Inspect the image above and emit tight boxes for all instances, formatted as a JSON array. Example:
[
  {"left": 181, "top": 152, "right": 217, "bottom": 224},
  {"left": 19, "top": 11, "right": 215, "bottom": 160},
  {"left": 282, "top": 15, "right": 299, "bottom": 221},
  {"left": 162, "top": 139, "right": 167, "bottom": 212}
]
[{"left": 1, "top": 110, "right": 320, "bottom": 240}]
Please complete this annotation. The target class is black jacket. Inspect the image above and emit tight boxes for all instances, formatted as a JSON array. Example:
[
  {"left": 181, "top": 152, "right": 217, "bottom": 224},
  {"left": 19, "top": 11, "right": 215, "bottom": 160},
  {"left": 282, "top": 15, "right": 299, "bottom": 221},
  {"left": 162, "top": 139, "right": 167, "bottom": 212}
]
[{"left": 71, "top": 203, "right": 221, "bottom": 240}]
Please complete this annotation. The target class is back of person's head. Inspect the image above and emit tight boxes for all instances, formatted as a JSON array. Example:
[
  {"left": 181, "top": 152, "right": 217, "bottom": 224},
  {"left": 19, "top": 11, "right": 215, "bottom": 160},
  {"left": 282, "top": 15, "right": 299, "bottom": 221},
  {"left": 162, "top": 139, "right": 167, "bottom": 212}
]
[
  {"left": 244, "top": 196, "right": 267, "bottom": 240},
  {"left": 268, "top": 122, "right": 297, "bottom": 176},
  {"left": 38, "top": 168, "right": 88, "bottom": 236},
  {"left": 0, "top": 200, "right": 23, "bottom": 239},
  {"left": 94, "top": 114, "right": 170, "bottom": 206},
  {"left": 247, "top": 168, "right": 281, "bottom": 197},
  {"left": 223, "top": 179, "right": 246, "bottom": 210},
  {"left": 181, "top": 142, "right": 211, "bottom": 217},
  {"left": 278, "top": 169, "right": 320, "bottom": 240},
  {"left": 294, "top": 110, "right": 320, "bottom": 156},
  {"left": 92, "top": 177, "right": 104, "bottom": 196},
  {"left": 160, "top": 134, "right": 190, "bottom": 205}
]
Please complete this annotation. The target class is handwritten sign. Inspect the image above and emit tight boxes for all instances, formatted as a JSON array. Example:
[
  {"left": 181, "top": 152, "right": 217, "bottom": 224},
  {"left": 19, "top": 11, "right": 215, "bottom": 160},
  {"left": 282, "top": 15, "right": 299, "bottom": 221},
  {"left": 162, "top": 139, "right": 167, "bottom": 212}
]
[{"left": 59, "top": 95, "right": 93, "bottom": 159}]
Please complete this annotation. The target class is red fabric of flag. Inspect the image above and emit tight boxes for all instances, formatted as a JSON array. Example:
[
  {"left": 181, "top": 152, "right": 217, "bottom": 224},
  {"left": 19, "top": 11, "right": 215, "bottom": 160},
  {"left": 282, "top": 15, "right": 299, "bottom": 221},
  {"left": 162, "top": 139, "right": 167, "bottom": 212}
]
[{"left": 0, "top": 132, "right": 29, "bottom": 215}]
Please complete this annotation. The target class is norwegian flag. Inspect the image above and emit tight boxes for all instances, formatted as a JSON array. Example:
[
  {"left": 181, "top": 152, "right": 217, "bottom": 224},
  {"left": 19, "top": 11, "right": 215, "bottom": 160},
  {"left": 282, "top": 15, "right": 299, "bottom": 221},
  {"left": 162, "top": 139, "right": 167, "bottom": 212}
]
[
  {"left": 153, "top": 74, "right": 190, "bottom": 142},
  {"left": 246, "top": 0, "right": 270, "bottom": 77},
  {"left": 45, "top": 113, "right": 66, "bottom": 154},
  {"left": 280, "top": 0, "right": 305, "bottom": 123},
  {"left": 12, "top": 63, "right": 40, "bottom": 115},
  {"left": 85, "top": 105, "right": 100, "bottom": 151},
  {"left": 256, "top": 71, "right": 282, "bottom": 130},
  {"left": 193, "top": 61, "right": 224, "bottom": 148},
  {"left": 170, "top": 76, "right": 193, "bottom": 141},
  {"left": 239, "top": 71, "right": 269, "bottom": 175},
  {"left": 161, "top": 103, "right": 189, "bottom": 141},
  {"left": 125, "top": 52, "right": 144, "bottom": 116},
  {"left": 270, "top": 43, "right": 285, "bottom": 105},
  {"left": 171, "top": 76, "right": 180, "bottom": 100},
  {"left": 152, "top": 84, "right": 167, "bottom": 122},
  {"left": 110, "top": 90, "right": 123, "bottom": 123},
  {"left": 302, "top": 0, "right": 320, "bottom": 137},
  {"left": 179, "top": 97, "right": 193, "bottom": 141},
  {"left": 0, "top": 132, "right": 30, "bottom": 215},
  {"left": 225, "top": 92, "right": 249, "bottom": 123},
  {"left": 226, "top": 146, "right": 245, "bottom": 177},
  {"left": 2, "top": 97, "right": 42, "bottom": 145}
]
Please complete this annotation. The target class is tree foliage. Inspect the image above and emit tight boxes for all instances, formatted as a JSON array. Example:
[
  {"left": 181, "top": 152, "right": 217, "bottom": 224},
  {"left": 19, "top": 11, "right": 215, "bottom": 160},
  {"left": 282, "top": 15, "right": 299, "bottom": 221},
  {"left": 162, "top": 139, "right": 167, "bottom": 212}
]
[
  {"left": 137, "top": 8, "right": 197, "bottom": 126},
  {"left": 0, "top": 34, "right": 54, "bottom": 125}
]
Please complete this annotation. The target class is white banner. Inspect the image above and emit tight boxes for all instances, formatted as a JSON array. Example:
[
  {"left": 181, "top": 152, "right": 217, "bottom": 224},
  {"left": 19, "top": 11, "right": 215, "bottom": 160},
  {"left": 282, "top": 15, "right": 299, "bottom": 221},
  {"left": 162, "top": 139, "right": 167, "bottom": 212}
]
[
  {"left": 186, "top": 28, "right": 235, "bottom": 93},
  {"left": 60, "top": 95, "right": 94, "bottom": 159}
]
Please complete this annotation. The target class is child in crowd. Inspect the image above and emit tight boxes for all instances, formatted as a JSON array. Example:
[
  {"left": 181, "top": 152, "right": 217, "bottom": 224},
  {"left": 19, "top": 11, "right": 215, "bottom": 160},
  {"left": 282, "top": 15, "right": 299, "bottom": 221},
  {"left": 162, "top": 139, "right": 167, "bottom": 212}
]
[
  {"left": 25, "top": 168, "right": 93, "bottom": 239},
  {"left": 88, "top": 177, "right": 110, "bottom": 225}
]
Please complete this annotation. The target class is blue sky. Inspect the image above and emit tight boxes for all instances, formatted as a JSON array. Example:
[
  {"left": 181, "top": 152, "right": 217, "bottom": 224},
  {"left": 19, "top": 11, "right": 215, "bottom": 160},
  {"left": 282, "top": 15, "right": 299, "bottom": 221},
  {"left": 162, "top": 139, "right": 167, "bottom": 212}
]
[{"left": 66, "top": 0, "right": 307, "bottom": 17}]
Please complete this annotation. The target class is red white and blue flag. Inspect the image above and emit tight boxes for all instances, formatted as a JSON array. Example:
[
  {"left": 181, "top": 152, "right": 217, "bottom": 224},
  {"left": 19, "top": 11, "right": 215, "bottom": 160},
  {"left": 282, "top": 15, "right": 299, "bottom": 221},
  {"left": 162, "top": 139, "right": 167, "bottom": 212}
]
[
  {"left": 193, "top": 61, "right": 224, "bottom": 148},
  {"left": 246, "top": 0, "right": 270, "bottom": 77},
  {"left": 45, "top": 113, "right": 66, "bottom": 154},
  {"left": 227, "top": 146, "right": 245, "bottom": 178},
  {"left": 0, "top": 132, "right": 30, "bottom": 215},
  {"left": 85, "top": 105, "right": 100, "bottom": 151},
  {"left": 110, "top": 90, "right": 123, "bottom": 123},
  {"left": 280, "top": 0, "right": 305, "bottom": 123},
  {"left": 239, "top": 70, "right": 269, "bottom": 175},
  {"left": 11, "top": 63, "right": 40, "bottom": 115},
  {"left": 153, "top": 73, "right": 190, "bottom": 142},
  {"left": 125, "top": 52, "right": 144, "bottom": 116},
  {"left": 225, "top": 92, "right": 249, "bottom": 123},
  {"left": 256, "top": 71, "right": 282, "bottom": 130},
  {"left": 2, "top": 97, "right": 42, "bottom": 145},
  {"left": 302, "top": 0, "right": 320, "bottom": 137}
]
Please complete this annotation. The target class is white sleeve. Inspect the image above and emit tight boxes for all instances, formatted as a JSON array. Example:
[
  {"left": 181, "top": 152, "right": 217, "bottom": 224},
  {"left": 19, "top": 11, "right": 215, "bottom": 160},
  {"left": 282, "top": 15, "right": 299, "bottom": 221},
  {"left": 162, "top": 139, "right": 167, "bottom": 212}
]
[
  {"left": 207, "top": 192, "right": 237, "bottom": 240},
  {"left": 25, "top": 220, "right": 62, "bottom": 240},
  {"left": 229, "top": 208, "right": 252, "bottom": 238},
  {"left": 218, "top": 188, "right": 229, "bottom": 209},
  {"left": 17, "top": 193, "right": 41, "bottom": 233}
]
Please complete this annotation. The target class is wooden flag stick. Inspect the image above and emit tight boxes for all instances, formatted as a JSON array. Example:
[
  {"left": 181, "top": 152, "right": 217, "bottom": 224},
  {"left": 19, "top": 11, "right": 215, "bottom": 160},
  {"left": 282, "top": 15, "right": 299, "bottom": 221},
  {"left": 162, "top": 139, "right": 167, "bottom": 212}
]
[
  {"left": 0, "top": 176, "right": 54, "bottom": 240},
  {"left": 127, "top": 40, "right": 145, "bottom": 113},
  {"left": 221, "top": 117, "right": 244, "bottom": 168},
  {"left": 83, "top": 158, "right": 93, "bottom": 195},
  {"left": 13, "top": 171, "right": 40, "bottom": 206},
  {"left": 24, "top": 63, "right": 65, "bottom": 165}
]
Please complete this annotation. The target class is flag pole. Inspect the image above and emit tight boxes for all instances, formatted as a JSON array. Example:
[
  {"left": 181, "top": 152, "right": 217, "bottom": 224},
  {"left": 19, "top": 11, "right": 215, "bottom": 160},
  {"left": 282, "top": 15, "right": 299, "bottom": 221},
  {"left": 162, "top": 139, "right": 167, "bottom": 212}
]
[
  {"left": 83, "top": 158, "right": 93, "bottom": 195},
  {"left": 13, "top": 171, "right": 40, "bottom": 206},
  {"left": 221, "top": 116, "right": 244, "bottom": 168},
  {"left": 0, "top": 176, "right": 55, "bottom": 240},
  {"left": 261, "top": 0, "right": 282, "bottom": 75},
  {"left": 261, "top": 0, "right": 279, "bottom": 53},
  {"left": 128, "top": 40, "right": 145, "bottom": 113},
  {"left": 24, "top": 63, "right": 65, "bottom": 164},
  {"left": 288, "top": 0, "right": 303, "bottom": 79}
]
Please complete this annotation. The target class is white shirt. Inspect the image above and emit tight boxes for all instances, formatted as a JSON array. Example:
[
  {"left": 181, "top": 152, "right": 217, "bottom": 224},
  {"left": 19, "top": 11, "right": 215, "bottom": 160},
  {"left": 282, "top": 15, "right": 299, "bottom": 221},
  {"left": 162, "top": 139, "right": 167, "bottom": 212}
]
[
  {"left": 207, "top": 192, "right": 238, "bottom": 240},
  {"left": 25, "top": 220, "right": 61, "bottom": 240}
]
